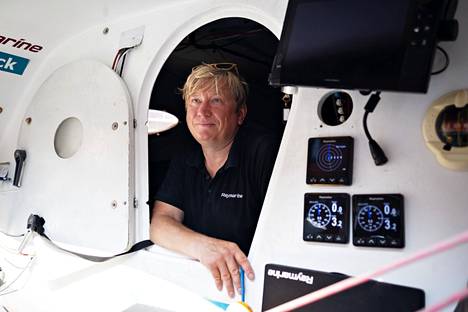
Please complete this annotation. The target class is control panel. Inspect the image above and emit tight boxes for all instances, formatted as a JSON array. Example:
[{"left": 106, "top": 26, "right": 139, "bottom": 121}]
[
  {"left": 352, "top": 194, "right": 405, "bottom": 248},
  {"left": 409, "top": 0, "right": 442, "bottom": 48},
  {"left": 303, "top": 193, "right": 349, "bottom": 244},
  {"left": 306, "top": 136, "right": 353, "bottom": 185}
]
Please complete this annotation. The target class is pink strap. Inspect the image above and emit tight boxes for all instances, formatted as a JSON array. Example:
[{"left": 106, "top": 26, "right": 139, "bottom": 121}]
[
  {"left": 266, "top": 230, "right": 468, "bottom": 312},
  {"left": 418, "top": 287, "right": 468, "bottom": 312}
]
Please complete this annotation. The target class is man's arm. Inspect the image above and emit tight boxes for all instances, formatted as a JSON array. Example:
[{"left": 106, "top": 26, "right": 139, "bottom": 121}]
[{"left": 150, "top": 200, "right": 255, "bottom": 298}]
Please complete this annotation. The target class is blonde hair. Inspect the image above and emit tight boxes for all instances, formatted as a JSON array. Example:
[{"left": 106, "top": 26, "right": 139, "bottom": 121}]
[{"left": 181, "top": 63, "right": 248, "bottom": 111}]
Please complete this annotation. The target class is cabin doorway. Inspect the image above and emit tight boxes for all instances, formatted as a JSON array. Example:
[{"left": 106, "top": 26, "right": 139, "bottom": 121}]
[{"left": 147, "top": 17, "right": 283, "bottom": 217}]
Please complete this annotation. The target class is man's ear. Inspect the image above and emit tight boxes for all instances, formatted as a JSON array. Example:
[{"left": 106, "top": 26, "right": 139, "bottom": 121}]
[{"left": 237, "top": 105, "right": 247, "bottom": 125}]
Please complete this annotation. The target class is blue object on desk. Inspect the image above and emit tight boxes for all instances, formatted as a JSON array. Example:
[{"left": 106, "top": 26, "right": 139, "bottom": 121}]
[
  {"left": 207, "top": 299, "right": 229, "bottom": 310},
  {"left": 240, "top": 267, "right": 245, "bottom": 302}
]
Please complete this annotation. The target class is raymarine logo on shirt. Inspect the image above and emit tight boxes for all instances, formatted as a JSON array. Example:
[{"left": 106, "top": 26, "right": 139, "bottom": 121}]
[
  {"left": 221, "top": 192, "right": 243, "bottom": 199},
  {"left": 0, "top": 51, "right": 29, "bottom": 75}
]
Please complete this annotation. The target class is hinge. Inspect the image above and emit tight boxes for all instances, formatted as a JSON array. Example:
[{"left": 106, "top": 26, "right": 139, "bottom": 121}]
[
  {"left": 133, "top": 197, "right": 138, "bottom": 209},
  {"left": 133, "top": 119, "right": 137, "bottom": 128}
]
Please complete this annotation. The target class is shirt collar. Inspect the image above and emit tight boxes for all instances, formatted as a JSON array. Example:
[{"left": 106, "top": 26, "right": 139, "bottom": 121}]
[
  {"left": 186, "top": 146, "right": 204, "bottom": 169},
  {"left": 186, "top": 128, "right": 243, "bottom": 170},
  {"left": 225, "top": 131, "right": 241, "bottom": 169}
]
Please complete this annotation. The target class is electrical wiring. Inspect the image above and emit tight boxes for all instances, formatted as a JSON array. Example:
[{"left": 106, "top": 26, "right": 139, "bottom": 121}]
[
  {"left": 111, "top": 47, "right": 132, "bottom": 76},
  {"left": 112, "top": 50, "right": 121, "bottom": 70},
  {"left": 112, "top": 48, "right": 129, "bottom": 71},
  {"left": 431, "top": 46, "right": 450, "bottom": 75},
  {"left": 0, "top": 230, "right": 24, "bottom": 238},
  {"left": 112, "top": 48, "right": 124, "bottom": 70},
  {"left": 3, "top": 254, "right": 34, "bottom": 270},
  {"left": 119, "top": 53, "right": 127, "bottom": 76},
  {"left": 0, "top": 239, "right": 23, "bottom": 255},
  {"left": 117, "top": 48, "right": 131, "bottom": 76},
  {"left": 0, "top": 227, "right": 35, "bottom": 296},
  {"left": 0, "top": 255, "right": 35, "bottom": 297}
]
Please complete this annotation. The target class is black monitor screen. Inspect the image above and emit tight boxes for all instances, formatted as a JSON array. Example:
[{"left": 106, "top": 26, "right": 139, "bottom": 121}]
[{"left": 270, "top": 0, "right": 443, "bottom": 92}]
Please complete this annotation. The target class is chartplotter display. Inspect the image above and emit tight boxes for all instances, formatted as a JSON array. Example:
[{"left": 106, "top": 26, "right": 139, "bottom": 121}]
[{"left": 269, "top": 0, "right": 445, "bottom": 93}]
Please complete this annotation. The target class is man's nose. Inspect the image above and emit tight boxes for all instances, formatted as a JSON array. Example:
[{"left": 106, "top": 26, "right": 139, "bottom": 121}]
[{"left": 197, "top": 100, "right": 211, "bottom": 116}]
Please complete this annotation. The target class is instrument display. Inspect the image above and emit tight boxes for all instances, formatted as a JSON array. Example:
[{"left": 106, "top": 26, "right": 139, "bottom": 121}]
[
  {"left": 306, "top": 136, "right": 353, "bottom": 185},
  {"left": 352, "top": 194, "right": 404, "bottom": 248},
  {"left": 303, "top": 193, "right": 350, "bottom": 244}
]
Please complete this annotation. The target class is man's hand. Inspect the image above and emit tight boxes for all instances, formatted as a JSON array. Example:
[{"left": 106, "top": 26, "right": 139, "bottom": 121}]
[
  {"left": 151, "top": 201, "right": 255, "bottom": 298},
  {"left": 196, "top": 238, "right": 255, "bottom": 298}
]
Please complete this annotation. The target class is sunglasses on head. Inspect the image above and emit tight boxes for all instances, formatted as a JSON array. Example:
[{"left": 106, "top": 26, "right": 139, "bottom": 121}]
[
  {"left": 208, "top": 63, "right": 237, "bottom": 70},
  {"left": 193, "top": 63, "right": 239, "bottom": 76}
]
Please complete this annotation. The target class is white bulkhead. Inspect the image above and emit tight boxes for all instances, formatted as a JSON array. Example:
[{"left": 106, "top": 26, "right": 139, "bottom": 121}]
[{"left": 0, "top": 0, "right": 466, "bottom": 311}]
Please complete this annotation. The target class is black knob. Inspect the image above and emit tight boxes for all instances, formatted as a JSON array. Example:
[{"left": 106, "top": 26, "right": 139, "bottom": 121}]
[
  {"left": 13, "top": 149, "right": 27, "bottom": 187},
  {"left": 437, "top": 19, "right": 458, "bottom": 42}
]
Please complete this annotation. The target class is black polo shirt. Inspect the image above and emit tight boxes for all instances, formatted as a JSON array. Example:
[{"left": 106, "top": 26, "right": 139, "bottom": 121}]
[{"left": 155, "top": 125, "right": 279, "bottom": 254}]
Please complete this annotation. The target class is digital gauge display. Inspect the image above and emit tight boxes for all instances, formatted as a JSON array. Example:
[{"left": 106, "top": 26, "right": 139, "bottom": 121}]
[
  {"left": 352, "top": 194, "right": 404, "bottom": 248},
  {"left": 303, "top": 193, "right": 350, "bottom": 244},
  {"left": 306, "top": 136, "right": 353, "bottom": 185}
]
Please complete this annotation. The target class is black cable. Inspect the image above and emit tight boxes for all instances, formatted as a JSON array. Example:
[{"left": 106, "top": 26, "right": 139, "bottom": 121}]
[
  {"left": 431, "top": 46, "right": 450, "bottom": 75},
  {"left": 363, "top": 91, "right": 388, "bottom": 166},
  {"left": 23, "top": 214, "right": 153, "bottom": 262},
  {"left": 363, "top": 111, "right": 372, "bottom": 141},
  {"left": 363, "top": 91, "right": 381, "bottom": 142},
  {"left": 119, "top": 52, "right": 127, "bottom": 77}
]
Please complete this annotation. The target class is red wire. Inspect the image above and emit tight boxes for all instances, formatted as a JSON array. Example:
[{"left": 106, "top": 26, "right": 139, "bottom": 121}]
[{"left": 112, "top": 49, "right": 123, "bottom": 70}]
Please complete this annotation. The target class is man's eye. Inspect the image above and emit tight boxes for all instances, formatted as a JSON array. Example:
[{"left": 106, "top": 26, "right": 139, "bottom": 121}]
[
  {"left": 211, "top": 98, "right": 222, "bottom": 105},
  {"left": 190, "top": 98, "right": 201, "bottom": 105}
]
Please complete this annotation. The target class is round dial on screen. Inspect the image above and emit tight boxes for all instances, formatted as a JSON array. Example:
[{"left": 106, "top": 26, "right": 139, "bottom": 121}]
[
  {"left": 317, "top": 144, "right": 343, "bottom": 172},
  {"left": 357, "top": 205, "right": 384, "bottom": 232},
  {"left": 307, "top": 203, "right": 331, "bottom": 228}
]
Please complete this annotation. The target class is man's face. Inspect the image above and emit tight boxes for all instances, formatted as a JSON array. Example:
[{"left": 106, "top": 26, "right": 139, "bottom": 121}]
[{"left": 186, "top": 82, "right": 246, "bottom": 149}]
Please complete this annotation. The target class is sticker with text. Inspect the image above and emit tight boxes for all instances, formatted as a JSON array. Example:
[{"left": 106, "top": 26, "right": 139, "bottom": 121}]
[{"left": 0, "top": 51, "right": 30, "bottom": 75}]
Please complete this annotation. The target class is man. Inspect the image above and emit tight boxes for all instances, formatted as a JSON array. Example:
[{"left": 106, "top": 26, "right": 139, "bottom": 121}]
[{"left": 150, "top": 63, "right": 278, "bottom": 298}]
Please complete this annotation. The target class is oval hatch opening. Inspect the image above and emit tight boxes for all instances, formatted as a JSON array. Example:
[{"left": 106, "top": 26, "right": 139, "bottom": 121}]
[{"left": 54, "top": 117, "right": 83, "bottom": 158}]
